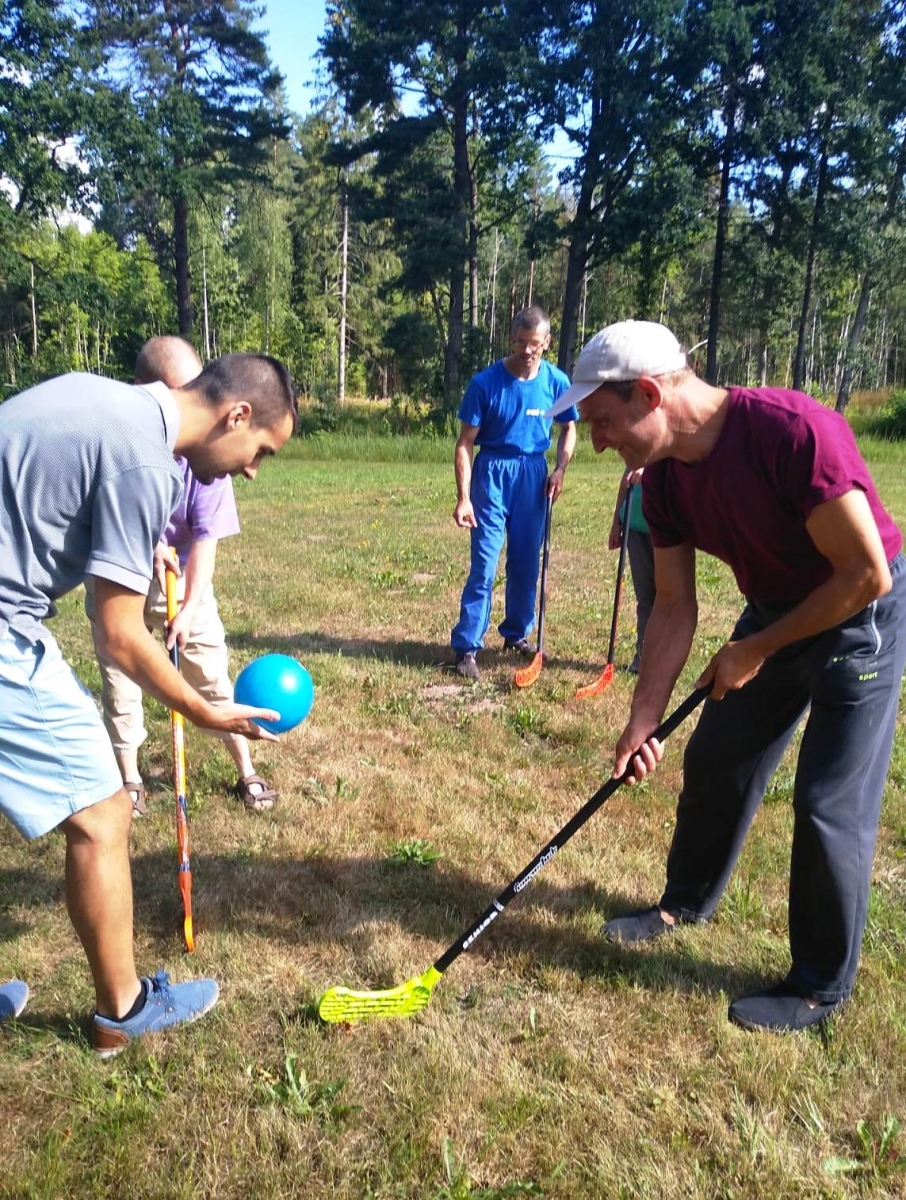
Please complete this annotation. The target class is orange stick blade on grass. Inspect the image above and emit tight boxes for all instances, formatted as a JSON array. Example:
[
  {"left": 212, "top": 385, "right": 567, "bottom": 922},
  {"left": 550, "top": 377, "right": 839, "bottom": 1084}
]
[
  {"left": 514, "top": 651, "right": 543, "bottom": 689},
  {"left": 576, "top": 482, "right": 634, "bottom": 701},
  {"left": 574, "top": 662, "right": 615, "bottom": 700}
]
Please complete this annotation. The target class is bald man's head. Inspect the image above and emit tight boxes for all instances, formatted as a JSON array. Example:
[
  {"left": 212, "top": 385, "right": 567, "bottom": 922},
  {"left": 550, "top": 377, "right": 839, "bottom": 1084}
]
[{"left": 134, "top": 336, "right": 203, "bottom": 389}]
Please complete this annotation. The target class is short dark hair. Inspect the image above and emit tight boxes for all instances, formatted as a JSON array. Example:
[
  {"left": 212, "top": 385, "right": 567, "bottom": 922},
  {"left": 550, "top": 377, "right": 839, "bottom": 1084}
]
[
  {"left": 605, "top": 368, "right": 692, "bottom": 402},
  {"left": 189, "top": 354, "right": 298, "bottom": 433},
  {"left": 607, "top": 380, "right": 636, "bottom": 401},
  {"left": 511, "top": 306, "right": 551, "bottom": 338}
]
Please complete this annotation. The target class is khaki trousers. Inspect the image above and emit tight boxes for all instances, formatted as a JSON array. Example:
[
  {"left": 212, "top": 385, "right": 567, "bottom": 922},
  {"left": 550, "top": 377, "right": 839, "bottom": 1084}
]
[{"left": 85, "top": 576, "right": 233, "bottom": 754}]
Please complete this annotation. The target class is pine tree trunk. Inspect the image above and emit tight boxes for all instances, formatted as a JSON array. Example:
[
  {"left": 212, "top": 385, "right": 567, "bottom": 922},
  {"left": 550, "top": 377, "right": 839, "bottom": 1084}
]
[
  {"left": 29, "top": 261, "right": 38, "bottom": 362},
  {"left": 339, "top": 186, "right": 349, "bottom": 403},
  {"left": 468, "top": 163, "right": 479, "bottom": 329},
  {"left": 444, "top": 36, "right": 469, "bottom": 413},
  {"left": 836, "top": 139, "right": 906, "bottom": 411},
  {"left": 174, "top": 191, "right": 194, "bottom": 338},
  {"left": 202, "top": 243, "right": 211, "bottom": 361},
  {"left": 793, "top": 126, "right": 831, "bottom": 391},
  {"left": 559, "top": 85, "right": 607, "bottom": 376},
  {"left": 707, "top": 96, "right": 737, "bottom": 385},
  {"left": 488, "top": 227, "right": 499, "bottom": 359},
  {"left": 559, "top": 235, "right": 588, "bottom": 377}
]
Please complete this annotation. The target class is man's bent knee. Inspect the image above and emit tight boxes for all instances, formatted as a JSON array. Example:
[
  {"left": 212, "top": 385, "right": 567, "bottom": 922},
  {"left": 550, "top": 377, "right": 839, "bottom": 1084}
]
[{"left": 62, "top": 788, "right": 133, "bottom": 846}]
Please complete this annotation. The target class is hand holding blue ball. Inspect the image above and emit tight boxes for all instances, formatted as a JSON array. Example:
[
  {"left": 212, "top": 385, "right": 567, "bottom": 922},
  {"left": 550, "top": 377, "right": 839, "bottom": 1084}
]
[{"left": 234, "top": 655, "right": 314, "bottom": 733}]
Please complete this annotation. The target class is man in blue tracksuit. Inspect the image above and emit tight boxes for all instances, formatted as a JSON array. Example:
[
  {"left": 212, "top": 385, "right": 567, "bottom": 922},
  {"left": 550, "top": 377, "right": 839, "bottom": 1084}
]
[{"left": 451, "top": 306, "right": 578, "bottom": 680}]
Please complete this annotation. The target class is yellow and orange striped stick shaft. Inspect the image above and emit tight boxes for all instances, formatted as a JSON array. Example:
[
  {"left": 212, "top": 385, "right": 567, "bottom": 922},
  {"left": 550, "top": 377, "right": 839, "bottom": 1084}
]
[{"left": 166, "top": 553, "right": 195, "bottom": 953}]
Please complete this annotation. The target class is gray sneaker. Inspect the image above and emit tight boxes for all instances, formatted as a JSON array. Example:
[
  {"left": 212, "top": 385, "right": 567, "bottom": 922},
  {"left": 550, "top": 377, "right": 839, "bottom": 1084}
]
[
  {"left": 504, "top": 637, "right": 535, "bottom": 659},
  {"left": 602, "top": 906, "right": 676, "bottom": 943},
  {"left": 455, "top": 651, "right": 480, "bottom": 681}
]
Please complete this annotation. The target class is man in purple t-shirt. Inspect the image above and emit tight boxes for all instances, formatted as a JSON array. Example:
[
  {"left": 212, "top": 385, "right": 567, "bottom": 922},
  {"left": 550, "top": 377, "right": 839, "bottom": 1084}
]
[
  {"left": 546, "top": 320, "right": 906, "bottom": 1034},
  {"left": 87, "top": 337, "right": 277, "bottom": 814}
]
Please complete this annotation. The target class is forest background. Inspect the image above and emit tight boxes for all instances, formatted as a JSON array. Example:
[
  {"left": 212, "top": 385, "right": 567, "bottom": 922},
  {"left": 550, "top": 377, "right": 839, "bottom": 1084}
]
[{"left": 2, "top": 0, "right": 905, "bottom": 424}]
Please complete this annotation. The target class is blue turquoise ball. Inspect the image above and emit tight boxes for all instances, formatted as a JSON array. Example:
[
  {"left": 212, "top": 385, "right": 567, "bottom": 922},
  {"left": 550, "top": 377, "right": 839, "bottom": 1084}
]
[{"left": 234, "top": 654, "right": 314, "bottom": 733}]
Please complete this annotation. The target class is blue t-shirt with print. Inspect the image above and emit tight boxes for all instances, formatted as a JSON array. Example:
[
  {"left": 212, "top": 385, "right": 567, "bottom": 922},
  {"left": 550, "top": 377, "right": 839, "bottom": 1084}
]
[{"left": 457, "top": 359, "right": 577, "bottom": 455}]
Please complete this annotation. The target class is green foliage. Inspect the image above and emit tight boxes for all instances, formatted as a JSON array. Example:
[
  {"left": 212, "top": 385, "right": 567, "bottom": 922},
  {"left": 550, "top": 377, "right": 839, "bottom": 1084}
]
[
  {"left": 387, "top": 838, "right": 442, "bottom": 867},
  {"left": 822, "top": 1115, "right": 905, "bottom": 1179},
  {"left": 436, "top": 1137, "right": 543, "bottom": 1199},
  {"left": 1, "top": 0, "right": 905, "bottom": 403},
  {"left": 507, "top": 705, "right": 550, "bottom": 740},
  {"left": 858, "top": 391, "right": 906, "bottom": 440},
  {"left": 252, "top": 1054, "right": 357, "bottom": 1125},
  {"left": 0, "top": 219, "right": 173, "bottom": 389},
  {"left": 86, "top": 0, "right": 287, "bottom": 335},
  {"left": 104, "top": 1056, "right": 172, "bottom": 1107},
  {"left": 0, "top": 0, "right": 101, "bottom": 219}
]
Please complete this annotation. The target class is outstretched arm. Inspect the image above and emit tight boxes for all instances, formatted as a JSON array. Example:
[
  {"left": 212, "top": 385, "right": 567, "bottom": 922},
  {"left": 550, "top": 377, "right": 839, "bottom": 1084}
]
[{"left": 91, "top": 577, "right": 278, "bottom": 740}]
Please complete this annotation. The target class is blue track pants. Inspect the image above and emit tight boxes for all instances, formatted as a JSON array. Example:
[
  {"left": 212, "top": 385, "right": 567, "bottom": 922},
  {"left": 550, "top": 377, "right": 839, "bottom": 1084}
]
[
  {"left": 661, "top": 554, "right": 906, "bottom": 1001},
  {"left": 451, "top": 452, "right": 548, "bottom": 653}
]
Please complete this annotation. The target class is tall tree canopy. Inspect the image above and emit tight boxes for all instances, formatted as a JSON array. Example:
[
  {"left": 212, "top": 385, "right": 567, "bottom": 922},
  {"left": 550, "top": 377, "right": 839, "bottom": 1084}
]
[
  {"left": 322, "top": 0, "right": 543, "bottom": 410},
  {"left": 87, "top": 0, "right": 286, "bottom": 336}
]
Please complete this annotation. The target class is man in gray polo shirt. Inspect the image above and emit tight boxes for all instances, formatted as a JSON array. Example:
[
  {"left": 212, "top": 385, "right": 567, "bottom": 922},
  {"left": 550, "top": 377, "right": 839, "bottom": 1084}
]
[{"left": 0, "top": 353, "right": 296, "bottom": 1055}]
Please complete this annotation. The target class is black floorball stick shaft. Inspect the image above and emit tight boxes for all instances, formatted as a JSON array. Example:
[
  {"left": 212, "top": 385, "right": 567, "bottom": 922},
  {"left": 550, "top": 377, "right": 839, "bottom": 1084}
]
[
  {"left": 535, "top": 492, "right": 554, "bottom": 654},
  {"left": 606, "top": 481, "right": 634, "bottom": 665},
  {"left": 433, "top": 684, "right": 712, "bottom": 973}
]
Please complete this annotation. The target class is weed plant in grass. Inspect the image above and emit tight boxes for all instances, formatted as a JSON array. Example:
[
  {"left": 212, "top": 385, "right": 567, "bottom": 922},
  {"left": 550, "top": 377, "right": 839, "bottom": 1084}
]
[{"left": 1, "top": 419, "right": 905, "bottom": 1198}]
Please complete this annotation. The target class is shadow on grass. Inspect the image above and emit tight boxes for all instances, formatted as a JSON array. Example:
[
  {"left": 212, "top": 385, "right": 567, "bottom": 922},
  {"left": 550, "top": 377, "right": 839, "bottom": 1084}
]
[
  {"left": 0, "top": 850, "right": 769, "bottom": 1031},
  {"left": 2, "top": 1011, "right": 92, "bottom": 1050},
  {"left": 0, "top": 865, "right": 63, "bottom": 941},
  {"left": 228, "top": 628, "right": 617, "bottom": 677},
  {"left": 133, "top": 851, "right": 765, "bottom": 999}
]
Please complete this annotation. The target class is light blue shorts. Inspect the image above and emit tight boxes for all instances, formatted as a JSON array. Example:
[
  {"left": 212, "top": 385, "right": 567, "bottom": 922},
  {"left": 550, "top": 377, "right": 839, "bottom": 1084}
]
[{"left": 0, "top": 631, "right": 123, "bottom": 840}]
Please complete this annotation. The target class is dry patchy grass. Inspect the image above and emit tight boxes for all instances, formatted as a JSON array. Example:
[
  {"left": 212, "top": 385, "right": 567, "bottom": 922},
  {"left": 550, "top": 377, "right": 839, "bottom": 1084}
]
[{"left": 1, "top": 436, "right": 905, "bottom": 1198}]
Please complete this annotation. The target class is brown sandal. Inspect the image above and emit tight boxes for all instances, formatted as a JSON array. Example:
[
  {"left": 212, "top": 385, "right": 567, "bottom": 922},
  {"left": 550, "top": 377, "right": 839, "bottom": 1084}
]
[
  {"left": 124, "top": 782, "right": 147, "bottom": 817},
  {"left": 235, "top": 774, "right": 278, "bottom": 812}
]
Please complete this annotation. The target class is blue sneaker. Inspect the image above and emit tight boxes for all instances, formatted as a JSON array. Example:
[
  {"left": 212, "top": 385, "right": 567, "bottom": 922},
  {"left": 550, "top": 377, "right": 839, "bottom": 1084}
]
[
  {"left": 0, "top": 979, "right": 28, "bottom": 1022},
  {"left": 93, "top": 970, "right": 219, "bottom": 1058}
]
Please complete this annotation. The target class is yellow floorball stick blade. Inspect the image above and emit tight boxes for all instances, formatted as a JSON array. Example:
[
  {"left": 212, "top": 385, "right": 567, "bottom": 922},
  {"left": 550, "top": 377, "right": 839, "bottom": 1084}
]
[{"left": 318, "top": 965, "right": 441, "bottom": 1024}]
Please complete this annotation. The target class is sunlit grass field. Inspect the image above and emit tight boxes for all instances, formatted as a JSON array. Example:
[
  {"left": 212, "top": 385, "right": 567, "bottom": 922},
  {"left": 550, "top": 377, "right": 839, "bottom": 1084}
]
[{"left": 1, "top": 415, "right": 905, "bottom": 1198}]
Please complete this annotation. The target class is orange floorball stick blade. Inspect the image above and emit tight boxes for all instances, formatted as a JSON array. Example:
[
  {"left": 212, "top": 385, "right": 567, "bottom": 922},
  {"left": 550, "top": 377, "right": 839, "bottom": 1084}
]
[
  {"left": 575, "top": 662, "right": 615, "bottom": 701},
  {"left": 179, "top": 872, "right": 194, "bottom": 952},
  {"left": 514, "top": 652, "right": 543, "bottom": 689}
]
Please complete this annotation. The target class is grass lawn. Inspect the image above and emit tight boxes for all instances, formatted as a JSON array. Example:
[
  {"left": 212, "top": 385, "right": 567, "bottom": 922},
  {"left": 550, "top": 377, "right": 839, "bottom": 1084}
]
[{"left": 1, "top": 422, "right": 905, "bottom": 1198}]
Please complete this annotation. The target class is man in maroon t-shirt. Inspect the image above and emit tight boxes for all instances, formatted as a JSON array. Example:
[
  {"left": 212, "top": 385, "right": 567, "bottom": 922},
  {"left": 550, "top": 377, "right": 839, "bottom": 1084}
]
[{"left": 546, "top": 319, "right": 906, "bottom": 1033}]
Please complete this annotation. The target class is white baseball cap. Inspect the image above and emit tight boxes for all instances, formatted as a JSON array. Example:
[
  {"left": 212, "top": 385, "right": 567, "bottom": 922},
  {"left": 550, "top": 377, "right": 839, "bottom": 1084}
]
[{"left": 545, "top": 320, "right": 687, "bottom": 419}]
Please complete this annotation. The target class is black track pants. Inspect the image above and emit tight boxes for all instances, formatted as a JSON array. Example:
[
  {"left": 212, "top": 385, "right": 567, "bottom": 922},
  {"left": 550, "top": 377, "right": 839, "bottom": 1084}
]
[{"left": 661, "top": 555, "right": 906, "bottom": 1001}]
